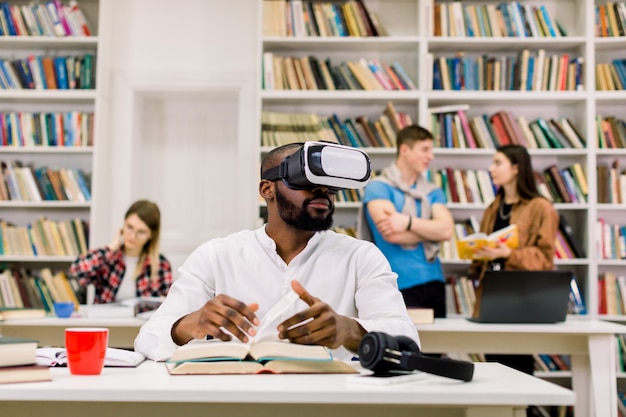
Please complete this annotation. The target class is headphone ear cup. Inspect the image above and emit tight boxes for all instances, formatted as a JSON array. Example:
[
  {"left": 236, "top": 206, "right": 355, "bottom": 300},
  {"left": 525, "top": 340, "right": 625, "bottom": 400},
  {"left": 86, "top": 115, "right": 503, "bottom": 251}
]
[
  {"left": 395, "top": 335, "right": 420, "bottom": 354},
  {"left": 358, "top": 332, "right": 398, "bottom": 374}
]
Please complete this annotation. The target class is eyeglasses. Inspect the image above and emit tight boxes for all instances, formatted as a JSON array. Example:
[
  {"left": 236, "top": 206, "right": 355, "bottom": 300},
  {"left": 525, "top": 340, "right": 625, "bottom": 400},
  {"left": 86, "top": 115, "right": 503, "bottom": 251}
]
[{"left": 123, "top": 223, "right": 150, "bottom": 239}]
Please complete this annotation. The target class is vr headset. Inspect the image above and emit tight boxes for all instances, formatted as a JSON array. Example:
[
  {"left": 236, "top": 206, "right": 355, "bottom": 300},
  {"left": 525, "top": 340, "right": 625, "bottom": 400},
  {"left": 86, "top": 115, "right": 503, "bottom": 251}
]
[
  {"left": 358, "top": 332, "right": 474, "bottom": 382},
  {"left": 261, "top": 142, "right": 371, "bottom": 191}
]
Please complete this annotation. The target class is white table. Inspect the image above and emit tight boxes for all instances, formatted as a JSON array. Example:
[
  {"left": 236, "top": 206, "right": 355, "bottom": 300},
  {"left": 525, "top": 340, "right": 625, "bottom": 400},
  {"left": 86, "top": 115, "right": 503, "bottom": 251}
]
[
  {"left": 1, "top": 316, "right": 619, "bottom": 417},
  {"left": 416, "top": 317, "right": 626, "bottom": 417},
  {"left": 0, "top": 361, "right": 573, "bottom": 417}
]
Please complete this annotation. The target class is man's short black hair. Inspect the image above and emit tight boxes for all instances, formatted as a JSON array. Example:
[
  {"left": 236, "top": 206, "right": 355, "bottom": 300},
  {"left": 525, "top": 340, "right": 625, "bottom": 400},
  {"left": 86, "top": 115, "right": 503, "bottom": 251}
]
[{"left": 260, "top": 143, "right": 303, "bottom": 178}]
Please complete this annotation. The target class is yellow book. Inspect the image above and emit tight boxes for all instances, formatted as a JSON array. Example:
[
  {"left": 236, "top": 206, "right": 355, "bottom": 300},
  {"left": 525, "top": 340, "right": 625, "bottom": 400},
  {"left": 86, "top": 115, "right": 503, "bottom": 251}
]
[
  {"left": 341, "top": 3, "right": 361, "bottom": 36},
  {"left": 606, "top": 2, "right": 620, "bottom": 37},
  {"left": 346, "top": 61, "right": 375, "bottom": 90},
  {"left": 53, "top": 271, "right": 79, "bottom": 306},
  {"left": 72, "top": 218, "right": 89, "bottom": 254},
  {"left": 456, "top": 224, "right": 519, "bottom": 260},
  {"left": 45, "top": 220, "right": 66, "bottom": 256},
  {"left": 571, "top": 162, "right": 589, "bottom": 196}
]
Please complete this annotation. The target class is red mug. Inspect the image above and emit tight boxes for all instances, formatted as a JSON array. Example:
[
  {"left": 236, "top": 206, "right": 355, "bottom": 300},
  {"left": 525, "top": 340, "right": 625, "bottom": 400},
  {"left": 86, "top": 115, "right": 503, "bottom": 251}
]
[{"left": 65, "top": 328, "right": 109, "bottom": 375}]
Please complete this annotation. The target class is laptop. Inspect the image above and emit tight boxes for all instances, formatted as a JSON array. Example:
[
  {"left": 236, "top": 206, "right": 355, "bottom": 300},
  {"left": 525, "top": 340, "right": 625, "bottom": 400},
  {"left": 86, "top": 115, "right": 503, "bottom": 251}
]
[{"left": 468, "top": 270, "right": 573, "bottom": 324}]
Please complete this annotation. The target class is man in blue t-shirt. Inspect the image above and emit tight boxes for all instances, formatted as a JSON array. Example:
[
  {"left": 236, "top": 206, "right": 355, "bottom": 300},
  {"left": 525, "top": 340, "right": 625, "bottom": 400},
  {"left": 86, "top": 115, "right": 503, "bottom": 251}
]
[{"left": 361, "top": 125, "right": 454, "bottom": 317}]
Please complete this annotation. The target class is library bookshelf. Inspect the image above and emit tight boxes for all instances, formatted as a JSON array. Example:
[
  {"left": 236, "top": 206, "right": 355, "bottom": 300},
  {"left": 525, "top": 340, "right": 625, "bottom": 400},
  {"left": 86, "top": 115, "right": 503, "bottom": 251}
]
[
  {"left": 0, "top": 0, "right": 104, "bottom": 273},
  {"left": 258, "top": 0, "right": 626, "bottom": 409}
]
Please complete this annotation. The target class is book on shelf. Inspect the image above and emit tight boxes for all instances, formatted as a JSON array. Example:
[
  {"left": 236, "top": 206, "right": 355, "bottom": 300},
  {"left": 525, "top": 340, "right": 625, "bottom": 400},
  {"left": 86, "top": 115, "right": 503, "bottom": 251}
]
[
  {"left": 0, "top": 336, "right": 38, "bottom": 368},
  {"left": 0, "top": 307, "right": 47, "bottom": 321},
  {"left": 597, "top": 163, "right": 611, "bottom": 204},
  {"left": 36, "top": 347, "right": 146, "bottom": 368},
  {"left": 558, "top": 214, "right": 586, "bottom": 258},
  {"left": 428, "top": 104, "right": 470, "bottom": 115},
  {"left": 456, "top": 224, "right": 519, "bottom": 260},
  {"left": 166, "top": 337, "right": 356, "bottom": 375},
  {"left": 568, "top": 275, "right": 586, "bottom": 315},
  {"left": 554, "top": 230, "right": 575, "bottom": 259},
  {"left": 544, "top": 165, "right": 572, "bottom": 203},
  {"left": 602, "top": 271, "right": 619, "bottom": 315}
]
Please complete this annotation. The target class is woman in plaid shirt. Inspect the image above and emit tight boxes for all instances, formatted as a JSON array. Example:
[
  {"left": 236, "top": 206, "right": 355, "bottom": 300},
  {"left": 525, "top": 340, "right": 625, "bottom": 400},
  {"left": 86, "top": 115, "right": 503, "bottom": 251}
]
[{"left": 69, "top": 200, "right": 173, "bottom": 304}]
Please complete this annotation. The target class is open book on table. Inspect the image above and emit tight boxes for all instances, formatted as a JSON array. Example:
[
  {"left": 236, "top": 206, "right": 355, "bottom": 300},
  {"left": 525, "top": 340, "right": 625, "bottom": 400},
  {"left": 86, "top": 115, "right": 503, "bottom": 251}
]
[
  {"left": 166, "top": 337, "right": 357, "bottom": 375},
  {"left": 166, "top": 289, "right": 357, "bottom": 375},
  {"left": 36, "top": 347, "right": 146, "bottom": 368},
  {"left": 456, "top": 224, "right": 519, "bottom": 260}
]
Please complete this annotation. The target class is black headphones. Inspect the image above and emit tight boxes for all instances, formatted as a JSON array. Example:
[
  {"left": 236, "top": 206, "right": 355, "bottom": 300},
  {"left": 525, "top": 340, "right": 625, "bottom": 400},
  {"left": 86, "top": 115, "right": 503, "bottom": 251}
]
[{"left": 358, "top": 332, "right": 474, "bottom": 382}]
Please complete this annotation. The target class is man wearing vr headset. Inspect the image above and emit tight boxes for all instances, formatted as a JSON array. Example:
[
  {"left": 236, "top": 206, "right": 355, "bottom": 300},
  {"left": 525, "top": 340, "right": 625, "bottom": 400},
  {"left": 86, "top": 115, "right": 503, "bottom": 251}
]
[{"left": 135, "top": 142, "right": 419, "bottom": 362}]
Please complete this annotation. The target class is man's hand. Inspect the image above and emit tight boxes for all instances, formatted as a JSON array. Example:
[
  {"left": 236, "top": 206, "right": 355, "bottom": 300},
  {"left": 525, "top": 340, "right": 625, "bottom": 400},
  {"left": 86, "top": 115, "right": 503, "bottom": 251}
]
[
  {"left": 277, "top": 280, "right": 365, "bottom": 352},
  {"left": 171, "top": 294, "right": 260, "bottom": 346},
  {"left": 374, "top": 207, "right": 409, "bottom": 239}
]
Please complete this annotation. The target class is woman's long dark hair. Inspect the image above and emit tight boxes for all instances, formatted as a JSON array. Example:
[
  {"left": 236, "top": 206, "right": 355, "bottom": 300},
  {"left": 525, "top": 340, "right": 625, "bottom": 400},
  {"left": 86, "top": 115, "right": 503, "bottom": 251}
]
[{"left": 495, "top": 145, "right": 542, "bottom": 200}]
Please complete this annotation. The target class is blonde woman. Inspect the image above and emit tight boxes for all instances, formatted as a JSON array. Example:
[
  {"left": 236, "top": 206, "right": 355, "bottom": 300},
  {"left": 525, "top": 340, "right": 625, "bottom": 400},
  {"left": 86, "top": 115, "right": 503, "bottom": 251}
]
[{"left": 70, "top": 200, "right": 173, "bottom": 303}]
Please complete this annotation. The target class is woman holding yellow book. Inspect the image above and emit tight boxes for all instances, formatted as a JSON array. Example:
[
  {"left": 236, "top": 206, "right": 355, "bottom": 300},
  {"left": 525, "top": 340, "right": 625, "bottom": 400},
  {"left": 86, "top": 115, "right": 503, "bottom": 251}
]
[
  {"left": 469, "top": 144, "right": 558, "bottom": 392},
  {"left": 469, "top": 145, "right": 558, "bottom": 278}
]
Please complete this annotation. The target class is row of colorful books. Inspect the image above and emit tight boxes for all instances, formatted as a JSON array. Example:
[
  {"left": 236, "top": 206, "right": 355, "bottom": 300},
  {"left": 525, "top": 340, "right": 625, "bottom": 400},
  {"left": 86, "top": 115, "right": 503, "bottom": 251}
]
[
  {"left": 261, "top": 102, "right": 409, "bottom": 148},
  {"left": 0, "top": 1, "right": 92, "bottom": 37},
  {"left": 596, "top": 221, "right": 626, "bottom": 261},
  {"left": 262, "top": 0, "right": 386, "bottom": 38},
  {"left": 0, "top": 111, "right": 94, "bottom": 148},
  {"left": 434, "top": 2, "right": 565, "bottom": 38},
  {"left": 538, "top": 164, "right": 588, "bottom": 204},
  {"left": 533, "top": 353, "right": 572, "bottom": 372},
  {"left": 0, "top": 53, "right": 95, "bottom": 90},
  {"left": 433, "top": 51, "right": 584, "bottom": 92},
  {"left": 262, "top": 104, "right": 589, "bottom": 151},
  {"left": 263, "top": 107, "right": 626, "bottom": 152},
  {"left": 429, "top": 107, "right": 586, "bottom": 150},
  {"left": 0, "top": 217, "right": 88, "bottom": 257},
  {"left": 445, "top": 276, "right": 476, "bottom": 316},
  {"left": 432, "top": 168, "right": 495, "bottom": 205},
  {"left": 334, "top": 188, "right": 363, "bottom": 204},
  {"left": 596, "top": 2, "right": 626, "bottom": 37},
  {"left": 596, "top": 59, "right": 626, "bottom": 91},
  {"left": 430, "top": 163, "right": 588, "bottom": 205},
  {"left": 597, "top": 161, "right": 626, "bottom": 204},
  {"left": 0, "top": 163, "right": 91, "bottom": 202},
  {"left": 598, "top": 272, "right": 626, "bottom": 315},
  {"left": 597, "top": 115, "right": 626, "bottom": 148},
  {"left": 262, "top": 53, "right": 415, "bottom": 91},
  {"left": 0, "top": 267, "right": 80, "bottom": 312}
]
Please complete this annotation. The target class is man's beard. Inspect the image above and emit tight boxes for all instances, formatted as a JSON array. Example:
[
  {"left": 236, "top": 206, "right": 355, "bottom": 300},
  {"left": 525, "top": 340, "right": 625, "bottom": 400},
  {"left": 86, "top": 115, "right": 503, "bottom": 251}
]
[{"left": 275, "top": 185, "right": 334, "bottom": 231}]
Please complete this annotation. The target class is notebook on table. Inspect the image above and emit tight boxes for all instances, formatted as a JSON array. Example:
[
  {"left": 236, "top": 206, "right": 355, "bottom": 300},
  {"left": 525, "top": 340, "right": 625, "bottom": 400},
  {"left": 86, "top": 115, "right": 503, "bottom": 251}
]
[{"left": 468, "top": 270, "right": 573, "bottom": 324}]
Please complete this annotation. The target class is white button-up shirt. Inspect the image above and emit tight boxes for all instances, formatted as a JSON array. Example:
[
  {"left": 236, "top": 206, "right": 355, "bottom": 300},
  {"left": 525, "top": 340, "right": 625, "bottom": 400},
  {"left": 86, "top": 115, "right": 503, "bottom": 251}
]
[{"left": 135, "top": 226, "right": 419, "bottom": 361}]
